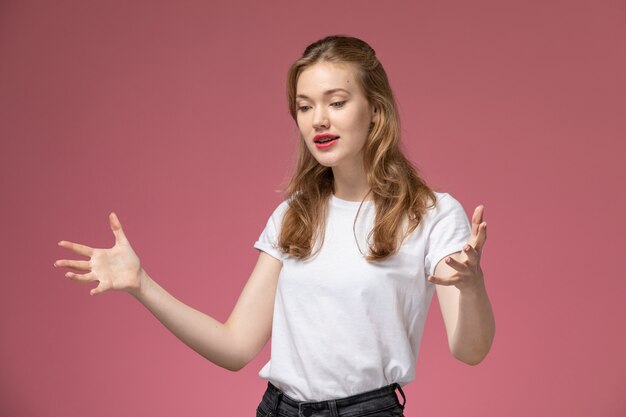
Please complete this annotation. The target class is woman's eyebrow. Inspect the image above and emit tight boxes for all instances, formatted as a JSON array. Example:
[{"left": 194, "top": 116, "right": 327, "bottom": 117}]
[{"left": 296, "top": 88, "right": 352, "bottom": 99}]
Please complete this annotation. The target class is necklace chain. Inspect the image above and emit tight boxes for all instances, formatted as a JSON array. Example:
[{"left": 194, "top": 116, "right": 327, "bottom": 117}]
[{"left": 352, "top": 189, "right": 373, "bottom": 256}]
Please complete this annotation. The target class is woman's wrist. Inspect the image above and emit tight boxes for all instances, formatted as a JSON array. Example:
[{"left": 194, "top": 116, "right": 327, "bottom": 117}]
[
  {"left": 459, "top": 279, "right": 487, "bottom": 297},
  {"left": 129, "top": 268, "right": 151, "bottom": 300}
]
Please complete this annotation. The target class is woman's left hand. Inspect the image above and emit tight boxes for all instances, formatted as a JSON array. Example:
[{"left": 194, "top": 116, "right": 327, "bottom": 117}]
[{"left": 427, "top": 205, "right": 487, "bottom": 293}]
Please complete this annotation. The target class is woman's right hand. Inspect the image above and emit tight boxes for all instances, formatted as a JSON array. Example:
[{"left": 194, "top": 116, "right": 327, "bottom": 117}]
[{"left": 55, "top": 212, "right": 145, "bottom": 296}]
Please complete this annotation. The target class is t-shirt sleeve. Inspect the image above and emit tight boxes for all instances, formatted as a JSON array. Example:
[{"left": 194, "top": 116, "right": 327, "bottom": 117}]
[
  {"left": 253, "top": 200, "right": 289, "bottom": 262},
  {"left": 424, "top": 193, "right": 472, "bottom": 277}
]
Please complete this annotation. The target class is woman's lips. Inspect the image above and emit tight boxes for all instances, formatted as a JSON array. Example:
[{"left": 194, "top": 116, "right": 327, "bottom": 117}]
[
  {"left": 313, "top": 134, "right": 340, "bottom": 149},
  {"left": 314, "top": 138, "right": 339, "bottom": 149}
]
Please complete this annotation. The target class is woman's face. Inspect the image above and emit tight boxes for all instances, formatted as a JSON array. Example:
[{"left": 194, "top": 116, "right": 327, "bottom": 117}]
[{"left": 295, "top": 61, "right": 375, "bottom": 171}]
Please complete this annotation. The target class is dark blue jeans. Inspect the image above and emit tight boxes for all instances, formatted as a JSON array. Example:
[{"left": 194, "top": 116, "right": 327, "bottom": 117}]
[{"left": 256, "top": 381, "right": 406, "bottom": 417}]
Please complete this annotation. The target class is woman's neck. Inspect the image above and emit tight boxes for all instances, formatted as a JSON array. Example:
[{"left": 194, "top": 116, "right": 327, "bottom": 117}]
[{"left": 331, "top": 163, "right": 372, "bottom": 202}]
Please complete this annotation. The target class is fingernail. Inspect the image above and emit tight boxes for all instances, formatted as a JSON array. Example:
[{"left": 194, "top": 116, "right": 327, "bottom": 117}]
[{"left": 464, "top": 245, "right": 470, "bottom": 251}]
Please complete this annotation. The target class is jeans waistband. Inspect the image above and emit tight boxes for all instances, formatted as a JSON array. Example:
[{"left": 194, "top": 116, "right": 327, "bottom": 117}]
[{"left": 262, "top": 381, "right": 406, "bottom": 417}]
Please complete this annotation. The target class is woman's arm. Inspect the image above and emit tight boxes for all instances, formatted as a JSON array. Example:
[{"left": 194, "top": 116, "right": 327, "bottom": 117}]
[
  {"left": 132, "top": 251, "right": 281, "bottom": 371},
  {"left": 427, "top": 206, "right": 495, "bottom": 365},
  {"left": 56, "top": 213, "right": 282, "bottom": 372}
]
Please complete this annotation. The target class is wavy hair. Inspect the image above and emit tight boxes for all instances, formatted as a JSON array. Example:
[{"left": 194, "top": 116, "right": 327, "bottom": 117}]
[{"left": 278, "top": 35, "right": 437, "bottom": 261}]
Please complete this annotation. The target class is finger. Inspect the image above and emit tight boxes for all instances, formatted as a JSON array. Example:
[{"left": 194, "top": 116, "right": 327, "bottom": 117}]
[
  {"left": 427, "top": 275, "right": 460, "bottom": 286},
  {"left": 470, "top": 205, "right": 485, "bottom": 244},
  {"left": 64, "top": 271, "right": 95, "bottom": 283},
  {"left": 54, "top": 259, "right": 91, "bottom": 271},
  {"left": 443, "top": 255, "right": 466, "bottom": 271},
  {"left": 90, "top": 281, "right": 109, "bottom": 296},
  {"left": 462, "top": 243, "right": 479, "bottom": 264},
  {"left": 109, "top": 212, "right": 129, "bottom": 245},
  {"left": 58, "top": 240, "right": 94, "bottom": 257},
  {"left": 474, "top": 222, "right": 487, "bottom": 254}
]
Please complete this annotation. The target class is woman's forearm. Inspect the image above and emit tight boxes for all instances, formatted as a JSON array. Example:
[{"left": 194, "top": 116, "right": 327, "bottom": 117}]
[
  {"left": 131, "top": 269, "right": 242, "bottom": 371},
  {"left": 450, "top": 283, "right": 495, "bottom": 365}
]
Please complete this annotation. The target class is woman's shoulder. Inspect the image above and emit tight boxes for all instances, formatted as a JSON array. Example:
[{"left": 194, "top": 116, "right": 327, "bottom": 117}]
[
  {"left": 431, "top": 190, "right": 454, "bottom": 205},
  {"left": 430, "top": 190, "right": 463, "bottom": 204},
  {"left": 425, "top": 191, "right": 465, "bottom": 218},
  {"left": 265, "top": 198, "right": 290, "bottom": 221}
]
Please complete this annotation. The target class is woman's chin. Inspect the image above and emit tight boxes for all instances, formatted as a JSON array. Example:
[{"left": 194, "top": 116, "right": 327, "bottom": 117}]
[{"left": 313, "top": 158, "right": 339, "bottom": 168}]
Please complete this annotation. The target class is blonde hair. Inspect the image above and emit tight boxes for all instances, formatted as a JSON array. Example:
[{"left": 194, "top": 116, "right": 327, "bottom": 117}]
[{"left": 278, "top": 35, "right": 437, "bottom": 261}]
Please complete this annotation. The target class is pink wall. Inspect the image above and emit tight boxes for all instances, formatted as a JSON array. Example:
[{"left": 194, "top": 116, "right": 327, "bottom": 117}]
[{"left": 1, "top": 0, "right": 624, "bottom": 416}]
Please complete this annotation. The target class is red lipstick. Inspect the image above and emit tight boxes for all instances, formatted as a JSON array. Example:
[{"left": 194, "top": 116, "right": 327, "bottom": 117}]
[{"left": 314, "top": 134, "right": 340, "bottom": 149}]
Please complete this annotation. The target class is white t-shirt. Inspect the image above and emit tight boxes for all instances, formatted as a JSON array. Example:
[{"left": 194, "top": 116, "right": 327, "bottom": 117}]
[{"left": 253, "top": 191, "right": 471, "bottom": 401}]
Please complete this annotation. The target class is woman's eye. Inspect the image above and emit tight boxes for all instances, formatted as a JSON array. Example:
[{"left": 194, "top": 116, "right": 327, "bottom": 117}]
[
  {"left": 331, "top": 101, "right": 346, "bottom": 108},
  {"left": 298, "top": 105, "right": 311, "bottom": 112}
]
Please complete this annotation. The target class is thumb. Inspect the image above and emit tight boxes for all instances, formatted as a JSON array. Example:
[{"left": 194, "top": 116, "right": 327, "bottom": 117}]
[
  {"left": 90, "top": 282, "right": 106, "bottom": 296},
  {"left": 109, "top": 212, "right": 128, "bottom": 244}
]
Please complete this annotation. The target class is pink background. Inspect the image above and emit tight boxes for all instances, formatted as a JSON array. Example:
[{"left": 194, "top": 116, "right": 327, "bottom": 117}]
[{"left": 1, "top": 0, "right": 624, "bottom": 416}]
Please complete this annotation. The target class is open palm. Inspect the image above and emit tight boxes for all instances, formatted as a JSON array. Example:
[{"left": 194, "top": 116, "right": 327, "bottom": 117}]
[{"left": 54, "top": 213, "right": 143, "bottom": 296}]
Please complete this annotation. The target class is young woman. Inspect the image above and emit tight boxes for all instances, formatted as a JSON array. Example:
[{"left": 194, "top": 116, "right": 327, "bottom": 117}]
[{"left": 55, "top": 35, "right": 495, "bottom": 417}]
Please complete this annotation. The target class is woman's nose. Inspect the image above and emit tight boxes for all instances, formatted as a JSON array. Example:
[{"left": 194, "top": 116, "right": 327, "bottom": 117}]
[{"left": 313, "top": 110, "right": 329, "bottom": 130}]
